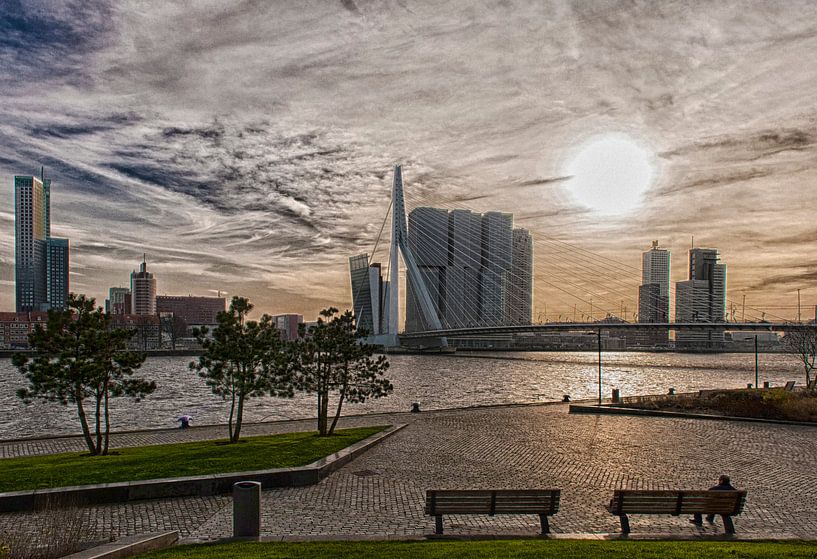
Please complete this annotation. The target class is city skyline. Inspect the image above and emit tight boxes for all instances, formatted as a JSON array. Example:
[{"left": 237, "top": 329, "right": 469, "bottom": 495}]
[{"left": 2, "top": 2, "right": 817, "bottom": 320}]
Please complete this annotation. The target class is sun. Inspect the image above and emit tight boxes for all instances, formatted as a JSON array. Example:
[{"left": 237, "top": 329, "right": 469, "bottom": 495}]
[{"left": 564, "top": 133, "right": 656, "bottom": 216}]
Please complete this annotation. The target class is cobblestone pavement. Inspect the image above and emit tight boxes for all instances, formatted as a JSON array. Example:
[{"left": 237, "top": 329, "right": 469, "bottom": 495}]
[
  {"left": 2, "top": 404, "right": 817, "bottom": 542},
  {"left": 0, "top": 413, "right": 404, "bottom": 458}
]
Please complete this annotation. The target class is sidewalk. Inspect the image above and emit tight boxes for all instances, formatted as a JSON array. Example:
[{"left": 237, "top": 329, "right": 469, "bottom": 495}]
[{"left": 2, "top": 403, "right": 816, "bottom": 543}]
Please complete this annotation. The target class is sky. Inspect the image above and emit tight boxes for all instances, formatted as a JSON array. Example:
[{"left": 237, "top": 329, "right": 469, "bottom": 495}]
[{"left": 2, "top": 0, "right": 817, "bottom": 322}]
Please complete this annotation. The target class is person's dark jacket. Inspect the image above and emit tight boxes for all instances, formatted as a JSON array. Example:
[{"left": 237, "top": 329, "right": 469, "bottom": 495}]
[{"left": 710, "top": 481, "right": 736, "bottom": 491}]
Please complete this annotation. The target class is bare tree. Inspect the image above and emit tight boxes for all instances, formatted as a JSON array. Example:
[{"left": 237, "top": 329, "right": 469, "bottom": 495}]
[{"left": 783, "top": 325, "right": 817, "bottom": 386}]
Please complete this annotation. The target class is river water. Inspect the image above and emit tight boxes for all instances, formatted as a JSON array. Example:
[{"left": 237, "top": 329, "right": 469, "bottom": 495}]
[{"left": 0, "top": 351, "right": 804, "bottom": 439}]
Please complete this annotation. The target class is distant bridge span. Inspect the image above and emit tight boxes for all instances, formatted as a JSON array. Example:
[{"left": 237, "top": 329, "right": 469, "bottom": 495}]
[{"left": 399, "top": 322, "right": 811, "bottom": 340}]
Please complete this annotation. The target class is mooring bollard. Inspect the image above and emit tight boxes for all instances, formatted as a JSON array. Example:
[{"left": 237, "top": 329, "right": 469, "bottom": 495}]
[
  {"left": 611, "top": 388, "right": 621, "bottom": 403},
  {"left": 763, "top": 381, "right": 771, "bottom": 389},
  {"left": 562, "top": 394, "right": 571, "bottom": 403},
  {"left": 233, "top": 481, "right": 261, "bottom": 537},
  {"left": 747, "top": 383, "right": 753, "bottom": 389},
  {"left": 668, "top": 387, "right": 676, "bottom": 396},
  {"left": 411, "top": 402, "right": 421, "bottom": 413}
]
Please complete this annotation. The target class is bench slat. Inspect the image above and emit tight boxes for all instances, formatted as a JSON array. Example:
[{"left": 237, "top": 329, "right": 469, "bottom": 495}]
[{"left": 609, "top": 490, "right": 746, "bottom": 516}]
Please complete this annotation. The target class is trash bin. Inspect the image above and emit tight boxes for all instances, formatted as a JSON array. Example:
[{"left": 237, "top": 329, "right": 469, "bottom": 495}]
[
  {"left": 233, "top": 481, "right": 261, "bottom": 537},
  {"left": 612, "top": 388, "right": 621, "bottom": 403}
]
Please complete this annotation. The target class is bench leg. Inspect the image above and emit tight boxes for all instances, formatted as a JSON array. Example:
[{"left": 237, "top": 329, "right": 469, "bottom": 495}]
[
  {"left": 722, "top": 515, "right": 735, "bottom": 535},
  {"left": 539, "top": 514, "right": 550, "bottom": 535},
  {"left": 435, "top": 515, "right": 443, "bottom": 535},
  {"left": 619, "top": 514, "right": 630, "bottom": 534}
]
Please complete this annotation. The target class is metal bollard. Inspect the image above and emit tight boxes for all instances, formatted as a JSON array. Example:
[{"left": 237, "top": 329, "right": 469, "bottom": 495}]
[
  {"left": 763, "top": 381, "right": 770, "bottom": 389},
  {"left": 747, "top": 383, "right": 753, "bottom": 389},
  {"left": 668, "top": 387, "right": 676, "bottom": 396},
  {"left": 611, "top": 388, "right": 621, "bottom": 403},
  {"left": 233, "top": 481, "right": 261, "bottom": 537}
]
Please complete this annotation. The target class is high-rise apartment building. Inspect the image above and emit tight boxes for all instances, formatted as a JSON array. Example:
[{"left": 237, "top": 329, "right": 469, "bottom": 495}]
[
  {"left": 507, "top": 228, "right": 533, "bottom": 325},
  {"left": 349, "top": 254, "right": 384, "bottom": 335},
  {"left": 14, "top": 171, "right": 70, "bottom": 312},
  {"left": 14, "top": 174, "right": 49, "bottom": 312},
  {"left": 445, "top": 209, "right": 482, "bottom": 328},
  {"left": 403, "top": 207, "right": 532, "bottom": 331},
  {"left": 637, "top": 241, "right": 670, "bottom": 345},
  {"left": 46, "top": 238, "right": 69, "bottom": 310},
  {"left": 675, "top": 247, "right": 727, "bottom": 348},
  {"left": 480, "top": 212, "right": 513, "bottom": 326},
  {"left": 130, "top": 257, "right": 157, "bottom": 315},
  {"left": 406, "top": 208, "right": 449, "bottom": 332}
]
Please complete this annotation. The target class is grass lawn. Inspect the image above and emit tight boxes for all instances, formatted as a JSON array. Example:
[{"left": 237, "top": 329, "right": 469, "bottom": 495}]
[
  {"left": 137, "top": 540, "right": 817, "bottom": 559},
  {"left": 0, "top": 426, "right": 385, "bottom": 492}
]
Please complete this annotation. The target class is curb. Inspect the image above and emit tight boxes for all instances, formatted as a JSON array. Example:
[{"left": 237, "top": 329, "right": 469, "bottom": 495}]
[
  {"left": 568, "top": 405, "right": 817, "bottom": 427},
  {"left": 0, "top": 424, "right": 406, "bottom": 513},
  {"left": 62, "top": 531, "right": 179, "bottom": 559}
]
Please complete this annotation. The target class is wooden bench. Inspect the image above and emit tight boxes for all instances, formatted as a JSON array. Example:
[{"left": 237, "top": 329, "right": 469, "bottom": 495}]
[
  {"left": 608, "top": 490, "right": 747, "bottom": 534},
  {"left": 425, "top": 489, "right": 560, "bottom": 535}
]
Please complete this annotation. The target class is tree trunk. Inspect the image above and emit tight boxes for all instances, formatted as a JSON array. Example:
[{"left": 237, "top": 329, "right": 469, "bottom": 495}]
[
  {"left": 102, "top": 379, "right": 111, "bottom": 455},
  {"left": 319, "top": 388, "right": 330, "bottom": 436},
  {"left": 75, "top": 389, "right": 97, "bottom": 455},
  {"left": 228, "top": 387, "right": 236, "bottom": 442},
  {"left": 94, "top": 389, "right": 103, "bottom": 455},
  {"left": 328, "top": 390, "right": 345, "bottom": 436},
  {"left": 316, "top": 390, "right": 323, "bottom": 434},
  {"left": 233, "top": 394, "right": 245, "bottom": 443}
]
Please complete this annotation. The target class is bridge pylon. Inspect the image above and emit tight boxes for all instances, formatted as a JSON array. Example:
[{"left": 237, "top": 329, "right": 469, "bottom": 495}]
[{"left": 377, "top": 165, "right": 447, "bottom": 348}]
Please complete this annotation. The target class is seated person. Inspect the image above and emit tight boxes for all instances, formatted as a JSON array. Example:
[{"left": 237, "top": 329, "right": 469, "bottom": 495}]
[{"left": 690, "top": 474, "right": 736, "bottom": 525}]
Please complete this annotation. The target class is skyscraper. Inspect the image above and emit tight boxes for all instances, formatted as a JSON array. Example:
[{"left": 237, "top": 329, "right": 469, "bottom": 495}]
[
  {"left": 403, "top": 206, "right": 531, "bottom": 331},
  {"left": 675, "top": 247, "right": 727, "bottom": 348},
  {"left": 349, "top": 253, "right": 384, "bottom": 336},
  {"left": 445, "top": 209, "right": 481, "bottom": 328},
  {"left": 130, "top": 257, "right": 157, "bottom": 315},
  {"left": 507, "top": 228, "right": 533, "bottom": 325},
  {"left": 46, "top": 238, "right": 69, "bottom": 310},
  {"left": 406, "top": 207, "right": 449, "bottom": 332},
  {"left": 637, "top": 241, "right": 670, "bottom": 345},
  {"left": 15, "top": 174, "right": 50, "bottom": 312},
  {"left": 480, "top": 211, "right": 513, "bottom": 325}
]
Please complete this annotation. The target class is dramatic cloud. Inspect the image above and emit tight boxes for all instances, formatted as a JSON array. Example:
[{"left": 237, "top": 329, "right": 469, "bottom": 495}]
[{"left": 2, "top": 0, "right": 817, "bottom": 320}]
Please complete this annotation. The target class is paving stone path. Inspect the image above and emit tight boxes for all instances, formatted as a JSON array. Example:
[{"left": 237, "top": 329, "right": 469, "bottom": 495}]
[{"left": 2, "top": 403, "right": 816, "bottom": 543}]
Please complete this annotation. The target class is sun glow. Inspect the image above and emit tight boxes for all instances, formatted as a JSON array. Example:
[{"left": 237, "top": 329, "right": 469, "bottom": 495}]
[{"left": 564, "top": 133, "right": 656, "bottom": 216}]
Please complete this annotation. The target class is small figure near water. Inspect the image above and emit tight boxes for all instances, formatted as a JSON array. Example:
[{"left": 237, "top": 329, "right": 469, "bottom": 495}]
[
  {"left": 177, "top": 414, "right": 193, "bottom": 429},
  {"left": 690, "top": 474, "right": 736, "bottom": 525}
]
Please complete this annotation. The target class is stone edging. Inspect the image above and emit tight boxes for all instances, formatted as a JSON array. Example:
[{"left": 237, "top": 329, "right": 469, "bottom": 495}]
[
  {"left": 0, "top": 424, "right": 406, "bottom": 513},
  {"left": 569, "top": 404, "right": 817, "bottom": 427},
  {"left": 62, "top": 531, "right": 179, "bottom": 559}
]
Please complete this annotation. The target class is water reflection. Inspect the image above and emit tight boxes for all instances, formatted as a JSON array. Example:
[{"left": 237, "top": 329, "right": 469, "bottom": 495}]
[{"left": 0, "top": 352, "right": 801, "bottom": 438}]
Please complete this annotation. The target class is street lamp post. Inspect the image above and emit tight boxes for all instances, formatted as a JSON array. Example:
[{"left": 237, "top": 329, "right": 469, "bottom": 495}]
[{"left": 598, "top": 329, "right": 602, "bottom": 405}]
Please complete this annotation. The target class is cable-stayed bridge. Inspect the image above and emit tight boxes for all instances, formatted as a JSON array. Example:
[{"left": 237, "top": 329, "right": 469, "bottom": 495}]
[{"left": 352, "top": 166, "right": 811, "bottom": 349}]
